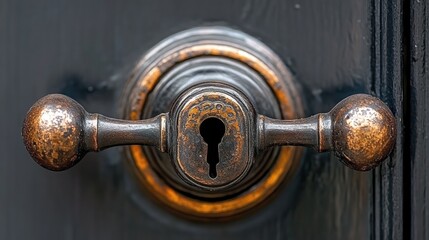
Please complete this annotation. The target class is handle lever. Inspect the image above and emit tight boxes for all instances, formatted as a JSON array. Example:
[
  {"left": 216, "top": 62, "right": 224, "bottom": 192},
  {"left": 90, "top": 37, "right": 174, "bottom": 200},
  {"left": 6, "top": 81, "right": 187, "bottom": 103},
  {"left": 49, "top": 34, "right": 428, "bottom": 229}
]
[
  {"left": 23, "top": 94, "right": 395, "bottom": 172},
  {"left": 257, "top": 94, "right": 396, "bottom": 171},
  {"left": 22, "top": 94, "right": 167, "bottom": 171}
]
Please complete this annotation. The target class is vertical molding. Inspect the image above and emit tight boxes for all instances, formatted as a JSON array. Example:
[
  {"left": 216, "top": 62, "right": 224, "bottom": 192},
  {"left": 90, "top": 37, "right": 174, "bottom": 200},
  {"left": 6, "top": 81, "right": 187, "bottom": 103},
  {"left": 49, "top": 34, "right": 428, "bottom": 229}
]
[
  {"left": 371, "top": 0, "right": 405, "bottom": 239},
  {"left": 409, "top": 0, "right": 429, "bottom": 239}
]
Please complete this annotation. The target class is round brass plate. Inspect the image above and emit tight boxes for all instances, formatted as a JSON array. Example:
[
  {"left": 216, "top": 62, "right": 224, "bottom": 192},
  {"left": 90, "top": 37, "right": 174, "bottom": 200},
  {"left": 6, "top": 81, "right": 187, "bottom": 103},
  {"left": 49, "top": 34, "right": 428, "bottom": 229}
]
[{"left": 121, "top": 26, "right": 303, "bottom": 219}]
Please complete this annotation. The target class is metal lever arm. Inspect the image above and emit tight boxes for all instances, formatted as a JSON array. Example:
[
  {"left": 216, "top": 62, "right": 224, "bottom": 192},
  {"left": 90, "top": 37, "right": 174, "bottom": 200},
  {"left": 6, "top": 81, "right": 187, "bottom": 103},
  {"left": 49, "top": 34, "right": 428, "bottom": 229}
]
[
  {"left": 22, "top": 94, "right": 167, "bottom": 171},
  {"left": 257, "top": 94, "right": 396, "bottom": 171}
]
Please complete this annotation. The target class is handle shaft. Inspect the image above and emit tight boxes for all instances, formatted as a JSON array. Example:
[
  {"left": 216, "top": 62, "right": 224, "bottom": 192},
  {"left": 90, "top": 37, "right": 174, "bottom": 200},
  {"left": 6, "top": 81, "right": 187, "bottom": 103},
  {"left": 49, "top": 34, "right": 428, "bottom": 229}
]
[{"left": 95, "top": 114, "right": 167, "bottom": 151}]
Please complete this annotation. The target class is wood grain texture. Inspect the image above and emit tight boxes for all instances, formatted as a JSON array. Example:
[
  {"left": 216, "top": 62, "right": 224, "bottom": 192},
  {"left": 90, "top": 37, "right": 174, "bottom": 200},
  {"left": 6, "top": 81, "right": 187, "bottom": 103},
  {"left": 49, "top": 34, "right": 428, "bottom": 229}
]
[
  {"left": 371, "top": 0, "right": 405, "bottom": 240},
  {"left": 409, "top": 0, "right": 429, "bottom": 239},
  {"left": 0, "top": 0, "right": 397, "bottom": 239}
]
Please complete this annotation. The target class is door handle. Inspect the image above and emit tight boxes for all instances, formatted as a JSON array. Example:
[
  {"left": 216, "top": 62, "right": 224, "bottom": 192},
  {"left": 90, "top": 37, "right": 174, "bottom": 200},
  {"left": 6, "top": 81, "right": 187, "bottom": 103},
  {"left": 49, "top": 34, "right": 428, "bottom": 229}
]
[
  {"left": 23, "top": 92, "right": 395, "bottom": 172},
  {"left": 22, "top": 94, "right": 168, "bottom": 171},
  {"left": 257, "top": 94, "right": 396, "bottom": 171},
  {"left": 21, "top": 26, "right": 397, "bottom": 219}
]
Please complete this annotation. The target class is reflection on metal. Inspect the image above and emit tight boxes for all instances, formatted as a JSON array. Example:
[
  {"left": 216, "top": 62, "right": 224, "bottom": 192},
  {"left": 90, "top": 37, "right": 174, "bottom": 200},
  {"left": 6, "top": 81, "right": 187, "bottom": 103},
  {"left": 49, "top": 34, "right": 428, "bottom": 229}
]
[{"left": 21, "top": 27, "right": 396, "bottom": 220}]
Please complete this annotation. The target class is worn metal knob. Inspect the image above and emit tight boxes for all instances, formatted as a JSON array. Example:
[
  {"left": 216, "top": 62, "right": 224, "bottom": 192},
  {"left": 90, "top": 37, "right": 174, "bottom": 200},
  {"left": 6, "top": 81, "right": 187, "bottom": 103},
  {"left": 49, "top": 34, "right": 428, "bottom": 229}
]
[
  {"left": 22, "top": 94, "right": 167, "bottom": 171},
  {"left": 258, "top": 94, "right": 396, "bottom": 171}
]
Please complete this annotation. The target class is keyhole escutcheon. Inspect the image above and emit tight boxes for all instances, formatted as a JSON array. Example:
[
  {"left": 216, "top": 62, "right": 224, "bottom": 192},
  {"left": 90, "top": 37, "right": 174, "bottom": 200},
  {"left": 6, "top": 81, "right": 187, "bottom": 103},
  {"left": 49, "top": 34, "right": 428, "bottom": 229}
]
[{"left": 199, "top": 118, "right": 226, "bottom": 179}]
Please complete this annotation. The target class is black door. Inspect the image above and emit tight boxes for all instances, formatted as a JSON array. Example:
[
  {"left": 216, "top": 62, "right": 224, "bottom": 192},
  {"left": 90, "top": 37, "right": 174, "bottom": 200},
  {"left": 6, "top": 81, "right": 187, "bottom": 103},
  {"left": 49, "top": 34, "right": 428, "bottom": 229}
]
[{"left": 1, "top": 0, "right": 426, "bottom": 239}]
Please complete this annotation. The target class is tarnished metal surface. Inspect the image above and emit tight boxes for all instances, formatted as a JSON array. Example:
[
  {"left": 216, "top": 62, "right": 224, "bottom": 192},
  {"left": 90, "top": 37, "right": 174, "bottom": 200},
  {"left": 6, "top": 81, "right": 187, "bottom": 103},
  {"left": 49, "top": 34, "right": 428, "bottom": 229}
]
[
  {"left": 171, "top": 84, "right": 254, "bottom": 190},
  {"left": 23, "top": 92, "right": 395, "bottom": 175},
  {"left": 258, "top": 94, "right": 396, "bottom": 171},
  {"left": 138, "top": 56, "right": 283, "bottom": 199},
  {"left": 121, "top": 26, "right": 303, "bottom": 218},
  {"left": 328, "top": 94, "right": 396, "bottom": 170},
  {"left": 22, "top": 94, "right": 167, "bottom": 171},
  {"left": 22, "top": 94, "right": 87, "bottom": 171}
]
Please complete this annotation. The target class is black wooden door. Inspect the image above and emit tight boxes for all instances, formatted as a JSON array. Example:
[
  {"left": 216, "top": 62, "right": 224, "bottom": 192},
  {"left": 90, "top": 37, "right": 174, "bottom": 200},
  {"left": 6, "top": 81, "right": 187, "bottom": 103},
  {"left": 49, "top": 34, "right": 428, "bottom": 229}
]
[{"left": 1, "top": 0, "right": 425, "bottom": 239}]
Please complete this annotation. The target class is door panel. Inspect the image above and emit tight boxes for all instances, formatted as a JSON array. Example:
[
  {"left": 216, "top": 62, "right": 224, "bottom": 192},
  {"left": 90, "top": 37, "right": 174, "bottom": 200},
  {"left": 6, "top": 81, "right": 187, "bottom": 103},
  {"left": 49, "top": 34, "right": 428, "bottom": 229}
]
[{"left": 0, "top": 0, "right": 405, "bottom": 239}]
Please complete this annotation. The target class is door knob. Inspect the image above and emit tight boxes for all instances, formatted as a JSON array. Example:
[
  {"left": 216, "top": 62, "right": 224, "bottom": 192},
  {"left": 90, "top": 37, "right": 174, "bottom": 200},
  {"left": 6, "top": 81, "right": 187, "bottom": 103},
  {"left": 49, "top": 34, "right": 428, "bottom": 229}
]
[
  {"left": 21, "top": 26, "right": 397, "bottom": 219},
  {"left": 23, "top": 92, "right": 395, "bottom": 172}
]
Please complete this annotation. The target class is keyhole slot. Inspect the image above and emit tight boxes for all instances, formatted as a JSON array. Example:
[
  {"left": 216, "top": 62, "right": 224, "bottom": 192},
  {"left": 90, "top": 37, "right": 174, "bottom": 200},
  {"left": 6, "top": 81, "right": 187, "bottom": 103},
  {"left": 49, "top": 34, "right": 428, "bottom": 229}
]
[{"left": 199, "top": 118, "right": 226, "bottom": 179}]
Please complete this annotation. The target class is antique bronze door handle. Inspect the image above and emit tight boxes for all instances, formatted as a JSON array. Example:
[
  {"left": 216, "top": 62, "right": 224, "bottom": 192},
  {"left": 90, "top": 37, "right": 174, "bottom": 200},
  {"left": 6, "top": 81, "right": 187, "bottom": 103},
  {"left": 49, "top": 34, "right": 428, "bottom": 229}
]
[
  {"left": 21, "top": 27, "right": 396, "bottom": 219},
  {"left": 23, "top": 93, "right": 395, "bottom": 172}
]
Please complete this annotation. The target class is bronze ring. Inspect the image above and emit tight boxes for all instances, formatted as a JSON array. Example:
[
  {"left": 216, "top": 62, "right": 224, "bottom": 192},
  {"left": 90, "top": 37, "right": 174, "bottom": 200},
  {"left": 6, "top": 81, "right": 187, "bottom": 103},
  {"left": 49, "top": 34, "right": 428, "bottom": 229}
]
[{"left": 121, "top": 26, "right": 303, "bottom": 218}]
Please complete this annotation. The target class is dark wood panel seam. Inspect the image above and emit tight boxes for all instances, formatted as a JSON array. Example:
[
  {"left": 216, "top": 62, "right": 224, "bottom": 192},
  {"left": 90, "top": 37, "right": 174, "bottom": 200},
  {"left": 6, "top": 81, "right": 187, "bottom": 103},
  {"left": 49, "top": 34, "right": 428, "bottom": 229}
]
[
  {"left": 371, "top": 0, "right": 405, "bottom": 239},
  {"left": 409, "top": 0, "right": 428, "bottom": 239},
  {"left": 403, "top": 0, "right": 412, "bottom": 239}
]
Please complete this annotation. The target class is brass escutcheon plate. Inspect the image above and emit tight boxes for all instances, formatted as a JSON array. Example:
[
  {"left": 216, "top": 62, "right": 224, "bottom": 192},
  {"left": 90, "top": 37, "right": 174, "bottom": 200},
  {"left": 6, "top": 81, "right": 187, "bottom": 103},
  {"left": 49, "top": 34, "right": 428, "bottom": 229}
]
[{"left": 121, "top": 26, "right": 304, "bottom": 219}]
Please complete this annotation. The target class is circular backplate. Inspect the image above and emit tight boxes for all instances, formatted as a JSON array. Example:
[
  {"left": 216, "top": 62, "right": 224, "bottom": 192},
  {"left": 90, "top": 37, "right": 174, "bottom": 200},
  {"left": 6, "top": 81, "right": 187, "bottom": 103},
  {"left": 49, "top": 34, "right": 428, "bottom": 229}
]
[{"left": 121, "top": 26, "right": 304, "bottom": 219}]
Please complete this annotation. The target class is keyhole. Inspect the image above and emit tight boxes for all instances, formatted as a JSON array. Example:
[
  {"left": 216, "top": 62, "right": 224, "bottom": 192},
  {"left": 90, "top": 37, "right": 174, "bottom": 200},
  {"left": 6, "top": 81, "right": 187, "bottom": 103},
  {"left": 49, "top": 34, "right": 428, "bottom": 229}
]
[{"left": 199, "top": 118, "right": 226, "bottom": 179}]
